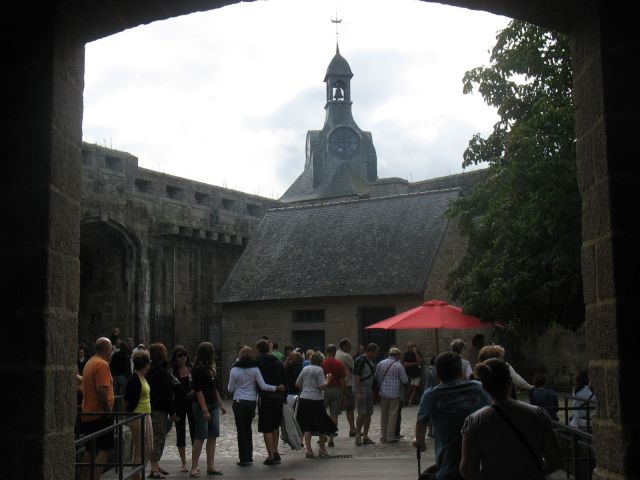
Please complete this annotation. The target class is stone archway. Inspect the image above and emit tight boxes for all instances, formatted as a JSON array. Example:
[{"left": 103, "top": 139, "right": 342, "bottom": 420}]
[
  {"left": 79, "top": 219, "right": 140, "bottom": 347},
  {"left": 3, "top": 1, "right": 637, "bottom": 478}
]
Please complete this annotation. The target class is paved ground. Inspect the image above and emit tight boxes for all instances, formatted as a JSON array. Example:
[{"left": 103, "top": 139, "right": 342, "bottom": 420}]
[
  {"left": 106, "top": 400, "right": 433, "bottom": 479},
  {"left": 104, "top": 399, "right": 568, "bottom": 479}
]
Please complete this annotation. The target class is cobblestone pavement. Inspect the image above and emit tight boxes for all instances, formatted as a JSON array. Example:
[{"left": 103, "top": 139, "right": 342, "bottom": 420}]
[
  {"left": 103, "top": 399, "right": 568, "bottom": 479},
  {"left": 162, "top": 400, "right": 430, "bottom": 462}
]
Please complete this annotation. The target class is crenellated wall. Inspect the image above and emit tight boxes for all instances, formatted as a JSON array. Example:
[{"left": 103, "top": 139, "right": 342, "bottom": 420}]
[{"left": 79, "top": 143, "right": 283, "bottom": 352}]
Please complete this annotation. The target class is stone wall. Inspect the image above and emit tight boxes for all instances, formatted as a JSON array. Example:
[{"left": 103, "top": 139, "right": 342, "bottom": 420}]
[
  {"left": 220, "top": 294, "right": 422, "bottom": 388},
  {"left": 80, "top": 143, "right": 283, "bottom": 350}
]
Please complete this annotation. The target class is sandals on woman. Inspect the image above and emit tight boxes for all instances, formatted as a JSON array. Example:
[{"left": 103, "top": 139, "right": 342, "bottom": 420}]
[
  {"left": 305, "top": 451, "right": 316, "bottom": 459},
  {"left": 148, "top": 472, "right": 166, "bottom": 479},
  {"left": 318, "top": 450, "right": 330, "bottom": 459}
]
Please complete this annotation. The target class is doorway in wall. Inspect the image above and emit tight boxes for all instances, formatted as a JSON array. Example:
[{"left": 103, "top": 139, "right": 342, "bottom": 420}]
[{"left": 359, "top": 307, "right": 396, "bottom": 362}]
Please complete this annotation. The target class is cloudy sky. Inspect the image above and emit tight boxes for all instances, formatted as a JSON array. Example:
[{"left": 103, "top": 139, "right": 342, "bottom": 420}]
[{"left": 83, "top": 0, "right": 510, "bottom": 199}]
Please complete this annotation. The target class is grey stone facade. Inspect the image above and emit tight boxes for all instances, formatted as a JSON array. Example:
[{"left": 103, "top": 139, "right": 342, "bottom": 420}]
[{"left": 80, "top": 143, "right": 282, "bottom": 352}]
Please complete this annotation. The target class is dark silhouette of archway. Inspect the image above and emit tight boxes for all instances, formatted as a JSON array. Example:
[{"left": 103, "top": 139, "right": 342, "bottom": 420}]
[
  {"left": 79, "top": 219, "right": 141, "bottom": 346},
  {"left": 2, "top": 1, "right": 637, "bottom": 478}
]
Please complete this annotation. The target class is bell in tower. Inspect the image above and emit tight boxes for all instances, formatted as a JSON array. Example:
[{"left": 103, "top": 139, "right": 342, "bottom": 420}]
[{"left": 333, "top": 80, "right": 345, "bottom": 101}]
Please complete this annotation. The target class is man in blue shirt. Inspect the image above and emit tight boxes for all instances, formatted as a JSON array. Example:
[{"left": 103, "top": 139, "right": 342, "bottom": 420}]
[{"left": 414, "top": 352, "right": 491, "bottom": 480}]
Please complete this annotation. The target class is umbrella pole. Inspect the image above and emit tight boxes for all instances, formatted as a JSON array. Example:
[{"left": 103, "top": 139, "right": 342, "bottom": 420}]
[{"left": 435, "top": 329, "right": 439, "bottom": 355}]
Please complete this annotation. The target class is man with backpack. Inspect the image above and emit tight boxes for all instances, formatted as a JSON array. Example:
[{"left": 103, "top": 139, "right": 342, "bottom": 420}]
[{"left": 353, "top": 343, "right": 379, "bottom": 446}]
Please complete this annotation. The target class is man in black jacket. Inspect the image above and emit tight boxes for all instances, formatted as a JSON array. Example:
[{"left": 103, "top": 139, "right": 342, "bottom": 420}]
[{"left": 255, "top": 339, "right": 286, "bottom": 465}]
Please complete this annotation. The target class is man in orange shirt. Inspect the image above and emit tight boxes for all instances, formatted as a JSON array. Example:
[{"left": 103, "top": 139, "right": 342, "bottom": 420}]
[{"left": 80, "top": 337, "right": 114, "bottom": 480}]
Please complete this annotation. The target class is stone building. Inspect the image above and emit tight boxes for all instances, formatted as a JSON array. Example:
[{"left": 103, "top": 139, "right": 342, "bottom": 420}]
[
  {"left": 216, "top": 46, "right": 586, "bottom": 387},
  {"left": 79, "top": 143, "right": 282, "bottom": 352},
  {"left": 217, "top": 46, "right": 489, "bottom": 372}
]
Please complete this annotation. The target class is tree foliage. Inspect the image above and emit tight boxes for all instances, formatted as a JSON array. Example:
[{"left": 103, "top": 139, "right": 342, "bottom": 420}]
[{"left": 446, "top": 20, "right": 583, "bottom": 332}]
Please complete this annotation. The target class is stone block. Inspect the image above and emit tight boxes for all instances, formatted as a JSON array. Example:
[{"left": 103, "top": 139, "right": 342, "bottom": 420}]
[
  {"left": 595, "top": 238, "right": 616, "bottom": 301},
  {"left": 585, "top": 304, "right": 618, "bottom": 361},
  {"left": 581, "top": 243, "right": 596, "bottom": 305},
  {"left": 582, "top": 181, "right": 612, "bottom": 244},
  {"left": 576, "top": 134, "right": 595, "bottom": 193}
]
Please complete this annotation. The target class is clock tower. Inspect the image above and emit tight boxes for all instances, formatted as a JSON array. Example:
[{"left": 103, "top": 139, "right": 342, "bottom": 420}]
[{"left": 281, "top": 44, "right": 378, "bottom": 203}]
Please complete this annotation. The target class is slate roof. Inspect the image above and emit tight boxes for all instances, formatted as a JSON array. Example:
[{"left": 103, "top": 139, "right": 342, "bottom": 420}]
[
  {"left": 409, "top": 169, "right": 487, "bottom": 195},
  {"left": 216, "top": 188, "right": 460, "bottom": 303},
  {"left": 281, "top": 163, "right": 370, "bottom": 203},
  {"left": 324, "top": 44, "right": 353, "bottom": 80}
]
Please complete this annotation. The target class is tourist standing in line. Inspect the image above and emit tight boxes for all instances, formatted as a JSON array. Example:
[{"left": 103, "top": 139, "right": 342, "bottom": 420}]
[
  {"left": 336, "top": 338, "right": 357, "bottom": 437},
  {"left": 467, "top": 334, "right": 485, "bottom": 370},
  {"left": 123, "top": 349, "right": 153, "bottom": 480},
  {"left": 271, "top": 341, "right": 284, "bottom": 361},
  {"left": 477, "top": 345, "right": 533, "bottom": 396},
  {"left": 303, "top": 349, "right": 314, "bottom": 367},
  {"left": 322, "top": 344, "right": 347, "bottom": 446},
  {"left": 460, "top": 358, "right": 563, "bottom": 479},
  {"left": 110, "top": 340, "right": 132, "bottom": 399},
  {"left": 450, "top": 339, "right": 473, "bottom": 380},
  {"left": 77, "top": 345, "right": 89, "bottom": 374},
  {"left": 80, "top": 337, "right": 114, "bottom": 480},
  {"left": 402, "top": 341, "right": 423, "bottom": 405},
  {"left": 414, "top": 352, "right": 491, "bottom": 480},
  {"left": 228, "top": 345, "right": 285, "bottom": 467},
  {"left": 146, "top": 343, "right": 175, "bottom": 478},
  {"left": 376, "top": 347, "right": 408, "bottom": 443},
  {"left": 295, "top": 351, "right": 338, "bottom": 459},
  {"left": 169, "top": 346, "right": 195, "bottom": 473},
  {"left": 285, "top": 351, "right": 304, "bottom": 401},
  {"left": 570, "top": 371, "right": 595, "bottom": 429},
  {"left": 353, "top": 343, "right": 379, "bottom": 446},
  {"left": 191, "top": 341, "right": 226, "bottom": 477},
  {"left": 255, "top": 338, "right": 287, "bottom": 465},
  {"left": 529, "top": 374, "right": 560, "bottom": 421}
]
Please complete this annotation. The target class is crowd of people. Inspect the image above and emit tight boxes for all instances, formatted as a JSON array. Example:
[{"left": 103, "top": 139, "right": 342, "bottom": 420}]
[{"left": 76, "top": 330, "right": 595, "bottom": 480}]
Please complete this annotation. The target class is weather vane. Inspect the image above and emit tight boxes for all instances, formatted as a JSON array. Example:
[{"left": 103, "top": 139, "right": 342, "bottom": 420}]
[{"left": 331, "top": 9, "right": 342, "bottom": 43}]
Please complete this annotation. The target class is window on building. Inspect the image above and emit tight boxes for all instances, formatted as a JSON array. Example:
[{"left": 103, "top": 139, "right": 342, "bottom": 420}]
[
  {"left": 292, "top": 309, "right": 325, "bottom": 323},
  {"left": 195, "top": 191, "right": 210, "bottom": 205},
  {"left": 166, "top": 185, "right": 183, "bottom": 200},
  {"left": 82, "top": 149, "right": 92, "bottom": 166},
  {"left": 104, "top": 155, "right": 123, "bottom": 172},
  {"left": 135, "top": 178, "right": 153, "bottom": 194},
  {"left": 221, "top": 198, "right": 236, "bottom": 210},
  {"left": 246, "top": 204, "right": 261, "bottom": 217},
  {"left": 292, "top": 330, "right": 326, "bottom": 353}
]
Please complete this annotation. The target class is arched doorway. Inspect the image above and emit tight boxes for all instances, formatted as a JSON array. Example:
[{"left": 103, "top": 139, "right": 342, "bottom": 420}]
[{"left": 79, "top": 219, "right": 140, "bottom": 346}]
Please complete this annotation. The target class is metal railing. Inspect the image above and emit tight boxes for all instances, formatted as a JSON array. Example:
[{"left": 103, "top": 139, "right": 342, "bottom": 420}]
[
  {"left": 558, "top": 395, "right": 596, "bottom": 434},
  {"left": 75, "top": 411, "right": 146, "bottom": 480},
  {"left": 552, "top": 422, "right": 595, "bottom": 480}
]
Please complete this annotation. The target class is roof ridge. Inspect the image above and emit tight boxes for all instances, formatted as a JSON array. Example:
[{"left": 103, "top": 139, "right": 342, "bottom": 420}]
[{"left": 268, "top": 187, "right": 461, "bottom": 212}]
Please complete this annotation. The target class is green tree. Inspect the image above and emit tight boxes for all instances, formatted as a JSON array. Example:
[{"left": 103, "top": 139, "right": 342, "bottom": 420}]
[{"left": 446, "top": 20, "right": 583, "bottom": 332}]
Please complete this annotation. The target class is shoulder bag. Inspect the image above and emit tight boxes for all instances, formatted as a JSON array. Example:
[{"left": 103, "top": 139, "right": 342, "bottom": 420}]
[{"left": 492, "top": 405, "right": 547, "bottom": 478}]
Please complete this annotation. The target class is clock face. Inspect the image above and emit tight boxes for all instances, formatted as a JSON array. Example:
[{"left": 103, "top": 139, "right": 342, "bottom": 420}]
[{"left": 329, "top": 127, "right": 360, "bottom": 158}]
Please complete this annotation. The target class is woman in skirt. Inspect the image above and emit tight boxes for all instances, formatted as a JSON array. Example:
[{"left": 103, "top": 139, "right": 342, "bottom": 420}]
[{"left": 295, "top": 351, "right": 338, "bottom": 459}]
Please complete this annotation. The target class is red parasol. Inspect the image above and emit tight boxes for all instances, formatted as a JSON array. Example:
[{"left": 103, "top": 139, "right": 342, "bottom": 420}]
[{"left": 365, "top": 299, "right": 494, "bottom": 353}]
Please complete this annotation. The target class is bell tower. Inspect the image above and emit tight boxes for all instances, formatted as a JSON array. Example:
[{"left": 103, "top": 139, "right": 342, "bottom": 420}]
[
  {"left": 280, "top": 44, "right": 378, "bottom": 203},
  {"left": 323, "top": 43, "right": 356, "bottom": 130}
]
